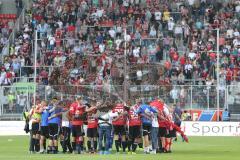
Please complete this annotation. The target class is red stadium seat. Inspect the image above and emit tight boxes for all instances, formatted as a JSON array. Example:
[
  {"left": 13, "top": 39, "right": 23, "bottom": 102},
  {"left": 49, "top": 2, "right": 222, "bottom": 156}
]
[
  {"left": 0, "top": 14, "right": 4, "bottom": 19},
  {"left": 12, "top": 14, "right": 17, "bottom": 19},
  {"left": 2, "top": 19, "right": 7, "bottom": 24},
  {"left": 5, "top": 14, "right": 11, "bottom": 19}
]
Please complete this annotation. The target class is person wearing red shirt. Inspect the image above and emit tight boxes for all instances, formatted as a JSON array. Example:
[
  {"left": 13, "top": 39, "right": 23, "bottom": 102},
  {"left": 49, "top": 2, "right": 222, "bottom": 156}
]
[
  {"left": 39, "top": 69, "right": 48, "bottom": 85},
  {"left": 85, "top": 101, "right": 99, "bottom": 153},
  {"left": 127, "top": 100, "right": 141, "bottom": 154},
  {"left": 112, "top": 103, "right": 127, "bottom": 153},
  {"left": 67, "top": 25, "right": 75, "bottom": 33},
  {"left": 69, "top": 96, "right": 86, "bottom": 154},
  {"left": 55, "top": 36, "right": 61, "bottom": 48},
  {"left": 150, "top": 99, "right": 167, "bottom": 153}
]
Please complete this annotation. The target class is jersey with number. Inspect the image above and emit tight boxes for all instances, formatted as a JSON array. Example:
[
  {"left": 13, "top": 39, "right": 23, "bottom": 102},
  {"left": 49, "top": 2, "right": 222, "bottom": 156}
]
[
  {"left": 158, "top": 103, "right": 169, "bottom": 128},
  {"left": 128, "top": 105, "right": 141, "bottom": 126},
  {"left": 69, "top": 102, "right": 85, "bottom": 126},
  {"left": 112, "top": 103, "right": 126, "bottom": 126}
]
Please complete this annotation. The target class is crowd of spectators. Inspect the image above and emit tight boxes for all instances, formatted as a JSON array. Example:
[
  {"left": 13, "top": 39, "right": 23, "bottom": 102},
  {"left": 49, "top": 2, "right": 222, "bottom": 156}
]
[
  {"left": 0, "top": 0, "right": 240, "bottom": 94},
  {"left": 0, "top": 0, "right": 25, "bottom": 85}
]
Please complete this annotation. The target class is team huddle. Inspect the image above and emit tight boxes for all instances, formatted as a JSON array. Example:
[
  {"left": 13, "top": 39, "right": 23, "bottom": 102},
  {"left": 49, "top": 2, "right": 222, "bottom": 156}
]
[{"left": 24, "top": 96, "right": 187, "bottom": 155}]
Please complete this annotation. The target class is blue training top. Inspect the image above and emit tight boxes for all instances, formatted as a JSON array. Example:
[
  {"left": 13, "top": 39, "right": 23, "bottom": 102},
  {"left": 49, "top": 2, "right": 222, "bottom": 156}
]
[
  {"left": 135, "top": 104, "right": 157, "bottom": 125},
  {"left": 41, "top": 108, "right": 49, "bottom": 126},
  {"left": 48, "top": 106, "right": 62, "bottom": 125}
]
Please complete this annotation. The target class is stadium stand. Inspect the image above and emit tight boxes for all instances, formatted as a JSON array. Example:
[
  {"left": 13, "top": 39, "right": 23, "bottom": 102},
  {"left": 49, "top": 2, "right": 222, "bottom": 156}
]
[{"left": 0, "top": 0, "right": 240, "bottom": 120}]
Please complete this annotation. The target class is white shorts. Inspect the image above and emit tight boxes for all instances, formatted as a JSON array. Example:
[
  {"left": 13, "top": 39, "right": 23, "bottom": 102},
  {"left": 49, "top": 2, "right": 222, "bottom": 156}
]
[{"left": 62, "top": 121, "right": 70, "bottom": 127}]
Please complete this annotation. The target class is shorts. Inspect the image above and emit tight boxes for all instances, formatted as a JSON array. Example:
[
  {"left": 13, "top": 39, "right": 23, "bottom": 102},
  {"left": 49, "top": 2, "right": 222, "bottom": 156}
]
[
  {"left": 142, "top": 124, "right": 151, "bottom": 136},
  {"left": 32, "top": 123, "right": 40, "bottom": 135},
  {"left": 166, "top": 129, "right": 176, "bottom": 138},
  {"left": 49, "top": 123, "right": 59, "bottom": 137},
  {"left": 72, "top": 125, "right": 83, "bottom": 137},
  {"left": 62, "top": 121, "right": 70, "bottom": 128},
  {"left": 113, "top": 125, "right": 126, "bottom": 135},
  {"left": 40, "top": 126, "right": 49, "bottom": 138},
  {"left": 158, "top": 127, "right": 167, "bottom": 137},
  {"left": 129, "top": 126, "right": 141, "bottom": 139},
  {"left": 87, "top": 128, "right": 98, "bottom": 138}
]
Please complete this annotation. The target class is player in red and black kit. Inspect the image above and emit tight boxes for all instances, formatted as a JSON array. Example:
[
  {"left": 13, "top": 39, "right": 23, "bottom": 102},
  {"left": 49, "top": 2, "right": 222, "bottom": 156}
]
[
  {"left": 150, "top": 99, "right": 167, "bottom": 153},
  {"left": 156, "top": 100, "right": 169, "bottom": 153},
  {"left": 112, "top": 103, "right": 127, "bottom": 153},
  {"left": 85, "top": 100, "right": 99, "bottom": 153},
  {"left": 69, "top": 96, "right": 86, "bottom": 154},
  {"left": 127, "top": 102, "right": 142, "bottom": 154}
]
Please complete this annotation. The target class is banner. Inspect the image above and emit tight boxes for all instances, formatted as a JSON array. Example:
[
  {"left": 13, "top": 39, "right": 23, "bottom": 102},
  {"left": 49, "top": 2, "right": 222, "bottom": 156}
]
[
  {"left": 181, "top": 121, "right": 240, "bottom": 136},
  {"left": 0, "top": 121, "right": 26, "bottom": 135},
  {"left": 13, "top": 82, "right": 36, "bottom": 93},
  {"left": 1, "top": 121, "right": 240, "bottom": 136},
  {"left": 184, "top": 110, "right": 223, "bottom": 121},
  {"left": 198, "top": 110, "right": 215, "bottom": 121}
]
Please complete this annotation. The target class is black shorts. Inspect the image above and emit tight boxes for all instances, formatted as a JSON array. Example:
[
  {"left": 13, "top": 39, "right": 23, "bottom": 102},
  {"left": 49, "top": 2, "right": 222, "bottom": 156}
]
[
  {"left": 72, "top": 125, "right": 83, "bottom": 137},
  {"left": 129, "top": 126, "right": 141, "bottom": 139},
  {"left": 158, "top": 127, "right": 167, "bottom": 137},
  {"left": 113, "top": 125, "right": 126, "bottom": 135},
  {"left": 40, "top": 126, "right": 49, "bottom": 138},
  {"left": 48, "top": 123, "right": 59, "bottom": 137},
  {"left": 32, "top": 123, "right": 40, "bottom": 135},
  {"left": 87, "top": 128, "right": 98, "bottom": 138},
  {"left": 166, "top": 129, "right": 176, "bottom": 138},
  {"left": 142, "top": 124, "right": 151, "bottom": 136}
]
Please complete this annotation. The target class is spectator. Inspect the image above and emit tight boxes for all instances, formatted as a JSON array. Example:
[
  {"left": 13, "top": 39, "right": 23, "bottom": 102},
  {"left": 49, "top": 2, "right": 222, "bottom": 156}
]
[
  {"left": 0, "top": 0, "right": 240, "bottom": 110},
  {"left": 15, "top": 0, "right": 23, "bottom": 16},
  {"left": 17, "top": 92, "right": 27, "bottom": 112},
  {"left": 7, "top": 91, "right": 15, "bottom": 113}
]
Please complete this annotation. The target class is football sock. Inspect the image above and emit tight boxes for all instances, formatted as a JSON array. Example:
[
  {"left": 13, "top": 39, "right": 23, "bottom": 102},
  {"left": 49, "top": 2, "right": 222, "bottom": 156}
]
[
  {"left": 94, "top": 141, "right": 97, "bottom": 151},
  {"left": 60, "top": 140, "right": 64, "bottom": 151},
  {"left": 30, "top": 138, "right": 35, "bottom": 152},
  {"left": 36, "top": 139, "right": 40, "bottom": 152},
  {"left": 47, "top": 146, "right": 51, "bottom": 154},
  {"left": 138, "top": 143, "right": 143, "bottom": 148},
  {"left": 43, "top": 140, "right": 46, "bottom": 150},
  {"left": 115, "top": 140, "right": 120, "bottom": 152},
  {"left": 80, "top": 141, "right": 84, "bottom": 151},
  {"left": 72, "top": 142, "right": 76, "bottom": 151},
  {"left": 67, "top": 141, "right": 73, "bottom": 153},
  {"left": 87, "top": 140, "right": 91, "bottom": 151},
  {"left": 132, "top": 143, "right": 138, "bottom": 152},
  {"left": 127, "top": 140, "right": 132, "bottom": 152},
  {"left": 122, "top": 141, "right": 127, "bottom": 152},
  {"left": 52, "top": 146, "right": 56, "bottom": 154}
]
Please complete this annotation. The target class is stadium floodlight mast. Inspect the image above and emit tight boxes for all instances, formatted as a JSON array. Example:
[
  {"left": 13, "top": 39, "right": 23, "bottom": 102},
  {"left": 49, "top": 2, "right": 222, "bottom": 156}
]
[
  {"left": 210, "top": 28, "right": 220, "bottom": 121},
  {"left": 123, "top": 28, "right": 127, "bottom": 104},
  {"left": 217, "top": 28, "right": 220, "bottom": 121},
  {"left": 33, "top": 30, "right": 37, "bottom": 108},
  {"left": 216, "top": 28, "right": 220, "bottom": 121}
]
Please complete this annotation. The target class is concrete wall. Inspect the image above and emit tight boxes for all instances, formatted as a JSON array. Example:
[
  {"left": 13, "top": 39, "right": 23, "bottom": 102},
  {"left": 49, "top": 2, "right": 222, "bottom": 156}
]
[{"left": 0, "top": 0, "right": 31, "bottom": 14}]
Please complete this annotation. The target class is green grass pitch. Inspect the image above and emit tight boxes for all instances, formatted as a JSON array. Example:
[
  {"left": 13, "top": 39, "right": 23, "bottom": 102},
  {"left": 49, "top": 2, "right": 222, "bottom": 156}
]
[{"left": 0, "top": 136, "right": 239, "bottom": 160}]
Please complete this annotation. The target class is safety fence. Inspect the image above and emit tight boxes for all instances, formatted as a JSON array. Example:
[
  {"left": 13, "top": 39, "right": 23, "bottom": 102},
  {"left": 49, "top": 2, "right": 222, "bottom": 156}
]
[{"left": 1, "top": 84, "right": 239, "bottom": 118}]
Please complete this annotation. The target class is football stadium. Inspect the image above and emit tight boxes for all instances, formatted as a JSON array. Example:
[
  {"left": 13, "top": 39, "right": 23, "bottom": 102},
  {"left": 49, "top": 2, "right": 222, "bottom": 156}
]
[{"left": 0, "top": 0, "right": 240, "bottom": 160}]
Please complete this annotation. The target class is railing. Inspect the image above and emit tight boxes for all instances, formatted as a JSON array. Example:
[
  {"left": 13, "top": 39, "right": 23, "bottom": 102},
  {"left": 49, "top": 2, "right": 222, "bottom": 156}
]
[
  {"left": 19, "top": 65, "right": 63, "bottom": 78},
  {"left": 1, "top": 84, "right": 239, "bottom": 118}
]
